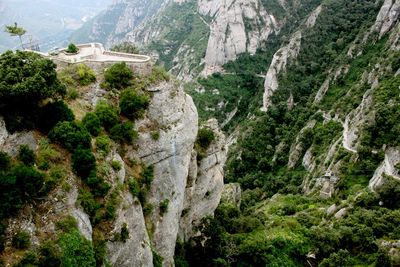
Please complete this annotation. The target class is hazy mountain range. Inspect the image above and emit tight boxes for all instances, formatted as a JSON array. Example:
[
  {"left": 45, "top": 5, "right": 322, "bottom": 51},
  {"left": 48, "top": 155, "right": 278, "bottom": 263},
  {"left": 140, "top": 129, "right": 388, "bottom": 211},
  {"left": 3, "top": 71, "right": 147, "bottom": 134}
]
[{"left": 0, "top": 0, "right": 112, "bottom": 52}]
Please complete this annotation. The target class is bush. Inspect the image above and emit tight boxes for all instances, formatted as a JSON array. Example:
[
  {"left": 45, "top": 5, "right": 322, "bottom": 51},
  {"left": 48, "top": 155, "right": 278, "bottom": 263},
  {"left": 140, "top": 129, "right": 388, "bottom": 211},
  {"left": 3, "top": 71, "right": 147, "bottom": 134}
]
[
  {"left": 196, "top": 128, "right": 215, "bottom": 150},
  {"left": 58, "top": 230, "right": 96, "bottom": 267},
  {"left": 111, "top": 160, "right": 122, "bottom": 171},
  {"left": 66, "top": 43, "right": 78, "bottom": 54},
  {"left": 0, "top": 152, "right": 11, "bottom": 171},
  {"left": 39, "top": 101, "right": 75, "bottom": 133},
  {"left": 12, "top": 230, "right": 31, "bottom": 249},
  {"left": 103, "top": 62, "right": 133, "bottom": 89},
  {"left": 49, "top": 121, "right": 92, "bottom": 152},
  {"left": 77, "top": 189, "right": 100, "bottom": 217},
  {"left": 110, "top": 122, "right": 138, "bottom": 144},
  {"left": 0, "top": 51, "right": 66, "bottom": 132},
  {"left": 82, "top": 112, "right": 101, "bottom": 136},
  {"left": 17, "top": 145, "right": 36, "bottom": 166},
  {"left": 10, "top": 164, "right": 46, "bottom": 198},
  {"left": 55, "top": 216, "right": 78, "bottom": 233},
  {"left": 72, "top": 149, "right": 96, "bottom": 179},
  {"left": 119, "top": 89, "right": 150, "bottom": 120},
  {"left": 94, "top": 101, "right": 119, "bottom": 130},
  {"left": 95, "top": 135, "right": 111, "bottom": 155},
  {"left": 128, "top": 178, "right": 140, "bottom": 199},
  {"left": 159, "top": 199, "right": 169, "bottom": 215},
  {"left": 120, "top": 223, "right": 129, "bottom": 242}
]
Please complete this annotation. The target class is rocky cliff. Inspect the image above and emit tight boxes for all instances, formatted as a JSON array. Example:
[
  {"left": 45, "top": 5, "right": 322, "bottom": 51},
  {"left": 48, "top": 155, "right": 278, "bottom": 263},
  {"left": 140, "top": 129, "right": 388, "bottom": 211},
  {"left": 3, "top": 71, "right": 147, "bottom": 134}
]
[{"left": 0, "top": 66, "right": 226, "bottom": 266}]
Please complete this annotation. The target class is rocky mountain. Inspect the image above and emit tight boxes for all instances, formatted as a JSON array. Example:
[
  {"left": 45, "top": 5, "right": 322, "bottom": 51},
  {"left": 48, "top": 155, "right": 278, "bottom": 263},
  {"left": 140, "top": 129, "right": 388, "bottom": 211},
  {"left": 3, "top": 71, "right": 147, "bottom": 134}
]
[
  {"left": 72, "top": 0, "right": 318, "bottom": 79},
  {"left": 2, "top": 0, "right": 400, "bottom": 266}
]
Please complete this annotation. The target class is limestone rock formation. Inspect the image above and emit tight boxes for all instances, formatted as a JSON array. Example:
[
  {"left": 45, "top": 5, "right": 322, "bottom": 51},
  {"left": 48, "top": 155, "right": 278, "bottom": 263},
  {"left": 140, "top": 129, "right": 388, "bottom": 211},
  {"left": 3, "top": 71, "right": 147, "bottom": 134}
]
[{"left": 179, "top": 118, "right": 227, "bottom": 241}]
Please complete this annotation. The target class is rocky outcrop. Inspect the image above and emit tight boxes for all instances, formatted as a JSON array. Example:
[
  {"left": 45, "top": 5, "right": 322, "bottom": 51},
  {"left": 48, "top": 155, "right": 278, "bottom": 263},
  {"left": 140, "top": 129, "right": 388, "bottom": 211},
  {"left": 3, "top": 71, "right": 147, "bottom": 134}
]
[
  {"left": 369, "top": 148, "right": 400, "bottom": 190},
  {"left": 132, "top": 80, "right": 198, "bottom": 266},
  {"left": 107, "top": 194, "right": 153, "bottom": 267},
  {"left": 200, "top": 0, "right": 278, "bottom": 76},
  {"left": 373, "top": 0, "right": 400, "bottom": 37},
  {"left": 261, "top": 5, "right": 322, "bottom": 111},
  {"left": 288, "top": 120, "right": 316, "bottom": 168},
  {"left": 221, "top": 183, "right": 242, "bottom": 208},
  {"left": 179, "top": 118, "right": 227, "bottom": 241}
]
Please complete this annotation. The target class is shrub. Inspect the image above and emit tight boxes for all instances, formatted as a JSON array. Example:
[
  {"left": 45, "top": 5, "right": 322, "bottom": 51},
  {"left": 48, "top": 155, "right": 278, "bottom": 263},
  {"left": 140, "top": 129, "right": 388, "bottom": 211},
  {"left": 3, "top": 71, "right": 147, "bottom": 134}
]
[
  {"left": 0, "top": 51, "right": 66, "bottom": 132},
  {"left": 72, "top": 149, "right": 96, "bottom": 179},
  {"left": 0, "top": 152, "right": 11, "bottom": 171},
  {"left": 14, "top": 251, "right": 39, "bottom": 266},
  {"left": 151, "top": 131, "right": 160, "bottom": 140},
  {"left": 119, "top": 89, "right": 150, "bottom": 120},
  {"left": 128, "top": 178, "right": 140, "bottom": 199},
  {"left": 39, "top": 101, "right": 75, "bottom": 133},
  {"left": 110, "top": 122, "right": 138, "bottom": 144},
  {"left": 12, "top": 230, "right": 30, "bottom": 249},
  {"left": 111, "top": 160, "right": 122, "bottom": 171},
  {"left": 10, "top": 164, "right": 45, "bottom": 198},
  {"left": 67, "top": 88, "right": 79, "bottom": 100},
  {"left": 58, "top": 230, "right": 96, "bottom": 267},
  {"left": 66, "top": 43, "right": 78, "bottom": 53},
  {"left": 196, "top": 128, "right": 215, "bottom": 150},
  {"left": 95, "top": 135, "right": 111, "bottom": 155},
  {"left": 77, "top": 189, "right": 100, "bottom": 217},
  {"left": 103, "top": 62, "right": 133, "bottom": 89},
  {"left": 159, "top": 199, "right": 169, "bottom": 215},
  {"left": 94, "top": 101, "right": 119, "bottom": 130},
  {"left": 82, "top": 112, "right": 101, "bottom": 136},
  {"left": 49, "top": 121, "right": 92, "bottom": 152},
  {"left": 143, "top": 204, "right": 154, "bottom": 216},
  {"left": 59, "top": 63, "right": 96, "bottom": 86},
  {"left": 17, "top": 145, "right": 36, "bottom": 166},
  {"left": 141, "top": 165, "right": 154, "bottom": 186},
  {"left": 55, "top": 216, "right": 77, "bottom": 233},
  {"left": 120, "top": 223, "right": 129, "bottom": 242}
]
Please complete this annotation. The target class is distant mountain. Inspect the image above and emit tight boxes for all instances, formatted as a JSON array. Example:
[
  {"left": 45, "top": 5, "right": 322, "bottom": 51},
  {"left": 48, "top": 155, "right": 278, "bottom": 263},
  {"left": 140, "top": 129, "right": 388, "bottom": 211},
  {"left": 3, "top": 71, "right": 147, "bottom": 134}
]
[{"left": 0, "top": 0, "right": 112, "bottom": 52}]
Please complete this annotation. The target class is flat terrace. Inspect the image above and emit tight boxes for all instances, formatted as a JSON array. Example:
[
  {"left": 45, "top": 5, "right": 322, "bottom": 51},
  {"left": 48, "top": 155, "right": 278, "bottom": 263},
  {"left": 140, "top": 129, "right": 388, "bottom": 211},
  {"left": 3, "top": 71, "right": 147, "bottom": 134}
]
[{"left": 49, "top": 43, "right": 151, "bottom": 64}]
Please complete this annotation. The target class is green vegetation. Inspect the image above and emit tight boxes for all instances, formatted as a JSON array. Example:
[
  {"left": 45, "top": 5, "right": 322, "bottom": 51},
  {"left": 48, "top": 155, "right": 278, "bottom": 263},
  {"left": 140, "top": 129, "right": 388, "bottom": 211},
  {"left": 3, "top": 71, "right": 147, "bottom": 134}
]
[
  {"left": 66, "top": 43, "right": 79, "bottom": 54},
  {"left": 110, "top": 122, "right": 138, "bottom": 144},
  {"left": 17, "top": 145, "right": 35, "bottom": 166},
  {"left": 159, "top": 199, "right": 169, "bottom": 215},
  {"left": 96, "top": 135, "right": 111, "bottom": 155},
  {"left": 72, "top": 149, "right": 96, "bottom": 179},
  {"left": 49, "top": 121, "right": 92, "bottom": 152},
  {"left": 59, "top": 63, "right": 96, "bottom": 87},
  {"left": 111, "top": 42, "right": 140, "bottom": 54},
  {"left": 39, "top": 101, "right": 75, "bottom": 133},
  {"left": 103, "top": 62, "right": 133, "bottom": 90},
  {"left": 82, "top": 112, "right": 102, "bottom": 136},
  {"left": 12, "top": 230, "right": 31, "bottom": 249},
  {"left": 119, "top": 89, "right": 150, "bottom": 120},
  {"left": 94, "top": 101, "right": 119, "bottom": 130},
  {"left": 0, "top": 51, "right": 66, "bottom": 132}
]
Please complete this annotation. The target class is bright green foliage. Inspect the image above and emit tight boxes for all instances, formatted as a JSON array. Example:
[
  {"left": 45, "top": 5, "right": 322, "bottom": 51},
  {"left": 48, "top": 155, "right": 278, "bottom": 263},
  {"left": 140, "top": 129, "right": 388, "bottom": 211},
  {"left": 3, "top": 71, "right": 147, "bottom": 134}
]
[
  {"left": 95, "top": 135, "right": 111, "bottom": 155},
  {"left": 55, "top": 216, "right": 78, "bottom": 233},
  {"left": 94, "top": 101, "right": 119, "bottom": 130},
  {"left": 77, "top": 188, "right": 100, "bottom": 217},
  {"left": 119, "top": 89, "right": 150, "bottom": 120},
  {"left": 103, "top": 62, "right": 133, "bottom": 89},
  {"left": 65, "top": 43, "right": 79, "bottom": 54},
  {"left": 12, "top": 230, "right": 30, "bottom": 249},
  {"left": 110, "top": 122, "right": 137, "bottom": 144},
  {"left": 17, "top": 145, "right": 36, "bottom": 166},
  {"left": 128, "top": 178, "right": 140, "bottom": 199},
  {"left": 58, "top": 230, "right": 96, "bottom": 267},
  {"left": 0, "top": 51, "right": 65, "bottom": 132},
  {"left": 111, "top": 160, "right": 122, "bottom": 171},
  {"left": 72, "top": 149, "right": 96, "bottom": 179},
  {"left": 58, "top": 63, "right": 96, "bottom": 87},
  {"left": 82, "top": 112, "right": 101, "bottom": 136},
  {"left": 39, "top": 101, "right": 75, "bottom": 133},
  {"left": 49, "top": 121, "right": 92, "bottom": 152}
]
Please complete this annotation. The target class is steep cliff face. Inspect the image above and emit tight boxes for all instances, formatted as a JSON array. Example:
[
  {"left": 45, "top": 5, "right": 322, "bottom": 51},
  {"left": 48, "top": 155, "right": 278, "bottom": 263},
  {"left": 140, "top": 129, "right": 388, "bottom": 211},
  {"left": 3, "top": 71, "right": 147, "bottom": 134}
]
[{"left": 0, "top": 66, "right": 226, "bottom": 266}]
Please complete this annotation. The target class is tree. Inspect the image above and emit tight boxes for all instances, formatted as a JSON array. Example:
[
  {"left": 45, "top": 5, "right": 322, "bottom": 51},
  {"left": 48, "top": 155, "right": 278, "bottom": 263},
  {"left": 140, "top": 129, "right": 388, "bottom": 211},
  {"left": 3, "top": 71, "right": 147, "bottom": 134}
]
[
  {"left": 82, "top": 112, "right": 101, "bottom": 136},
  {"left": 103, "top": 62, "right": 133, "bottom": 89},
  {"left": 66, "top": 43, "right": 79, "bottom": 54},
  {"left": 0, "top": 51, "right": 66, "bottom": 132},
  {"left": 4, "top": 22, "right": 26, "bottom": 48},
  {"left": 119, "top": 90, "right": 150, "bottom": 120},
  {"left": 72, "top": 149, "right": 96, "bottom": 179}
]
